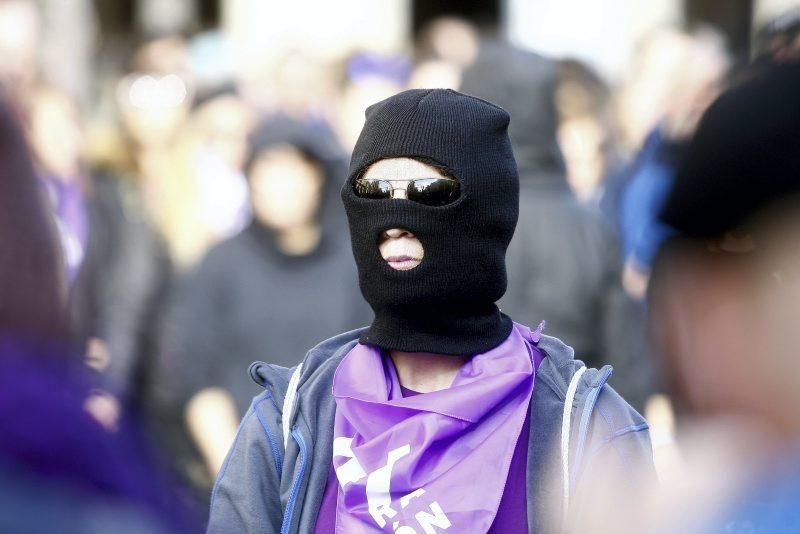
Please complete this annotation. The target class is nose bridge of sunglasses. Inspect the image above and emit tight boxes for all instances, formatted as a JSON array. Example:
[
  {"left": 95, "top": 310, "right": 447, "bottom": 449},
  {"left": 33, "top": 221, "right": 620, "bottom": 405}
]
[{"left": 389, "top": 180, "right": 410, "bottom": 199}]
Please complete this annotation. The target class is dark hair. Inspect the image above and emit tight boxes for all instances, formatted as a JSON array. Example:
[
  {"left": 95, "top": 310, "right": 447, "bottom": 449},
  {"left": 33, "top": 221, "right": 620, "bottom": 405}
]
[
  {"left": 0, "top": 96, "right": 66, "bottom": 341},
  {"left": 755, "top": 8, "right": 800, "bottom": 60}
]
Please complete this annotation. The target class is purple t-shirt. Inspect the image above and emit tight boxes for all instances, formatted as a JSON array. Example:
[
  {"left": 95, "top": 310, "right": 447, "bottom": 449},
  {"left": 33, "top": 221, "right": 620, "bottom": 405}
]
[{"left": 313, "top": 386, "right": 532, "bottom": 533}]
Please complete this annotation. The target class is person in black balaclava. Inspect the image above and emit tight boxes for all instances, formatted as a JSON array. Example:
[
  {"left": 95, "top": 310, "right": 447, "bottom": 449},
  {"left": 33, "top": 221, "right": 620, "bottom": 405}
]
[
  {"left": 342, "top": 91, "right": 518, "bottom": 354},
  {"left": 207, "top": 89, "right": 654, "bottom": 534}
]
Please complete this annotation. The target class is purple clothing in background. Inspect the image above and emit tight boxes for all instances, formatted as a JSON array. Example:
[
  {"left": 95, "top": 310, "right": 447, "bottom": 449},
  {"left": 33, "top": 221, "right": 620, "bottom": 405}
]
[{"left": 40, "top": 174, "right": 88, "bottom": 283}]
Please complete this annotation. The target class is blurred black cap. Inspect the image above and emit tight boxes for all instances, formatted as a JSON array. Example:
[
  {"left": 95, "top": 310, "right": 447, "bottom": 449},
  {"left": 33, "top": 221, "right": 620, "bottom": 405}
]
[{"left": 660, "top": 61, "right": 800, "bottom": 238}]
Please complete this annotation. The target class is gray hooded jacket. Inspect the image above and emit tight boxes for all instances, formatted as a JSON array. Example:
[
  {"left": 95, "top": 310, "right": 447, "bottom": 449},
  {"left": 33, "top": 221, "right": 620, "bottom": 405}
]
[{"left": 208, "top": 328, "right": 654, "bottom": 533}]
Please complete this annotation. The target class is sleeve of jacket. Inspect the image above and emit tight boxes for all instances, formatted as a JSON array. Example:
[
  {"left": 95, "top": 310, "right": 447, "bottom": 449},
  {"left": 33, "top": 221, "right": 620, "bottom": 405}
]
[
  {"left": 207, "top": 394, "right": 283, "bottom": 533},
  {"left": 569, "top": 385, "right": 656, "bottom": 531}
]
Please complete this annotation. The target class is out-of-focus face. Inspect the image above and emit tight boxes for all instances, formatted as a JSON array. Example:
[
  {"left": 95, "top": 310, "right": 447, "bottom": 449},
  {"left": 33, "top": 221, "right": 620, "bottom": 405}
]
[
  {"left": 650, "top": 220, "right": 800, "bottom": 437},
  {"left": 193, "top": 95, "right": 251, "bottom": 170},
  {"left": 0, "top": 0, "right": 40, "bottom": 88},
  {"left": 558, "top": 115, "right": 605, "bottom": 202},
  {"left": 28, "top": 89, "right": 83, "bottom": 178},
  {"left": 249, "top": 145, "right": 324, "bottom": 231},
  {"left": 361, "top": 157, "right": 449, "bottom": 271}
]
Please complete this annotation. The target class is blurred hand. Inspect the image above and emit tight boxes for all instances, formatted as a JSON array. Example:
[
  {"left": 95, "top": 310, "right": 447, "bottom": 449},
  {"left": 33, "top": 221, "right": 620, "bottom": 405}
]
[
  {"left": 186, "top": 387, "right": 239, "bottom": 476},
  {"left": 85, "top": 337, "right": 111, "bottom": 371},
  {"left": 84, "top": 389, "right": 121, "bottom": 432},
  {"left": 623, "top": 257, "right": 650, "bottom": 301}
]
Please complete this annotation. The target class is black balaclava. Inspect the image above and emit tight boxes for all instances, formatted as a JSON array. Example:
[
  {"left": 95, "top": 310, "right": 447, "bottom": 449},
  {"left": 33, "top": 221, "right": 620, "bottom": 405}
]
[{"left": 341, "top": 88, "right": 519, "bottom": 355}]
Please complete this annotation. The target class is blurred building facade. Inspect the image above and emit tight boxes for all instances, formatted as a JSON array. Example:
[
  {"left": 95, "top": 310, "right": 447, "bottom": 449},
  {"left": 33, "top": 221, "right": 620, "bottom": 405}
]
[{"left": 30, "top": 0, "right": 799, "bottom": 104}]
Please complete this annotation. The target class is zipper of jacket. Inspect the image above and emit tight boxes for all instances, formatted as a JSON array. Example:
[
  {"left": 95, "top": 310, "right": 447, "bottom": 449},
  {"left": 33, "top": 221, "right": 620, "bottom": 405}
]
[
  {"left": 280, "top": 427, "right": 308, "bottom": 534},
  {"left": 570, "top": 366, "right": 613, "bottom": 489},
  {"left": 255, "top": 392, "right": 283, "bottom": 474}
]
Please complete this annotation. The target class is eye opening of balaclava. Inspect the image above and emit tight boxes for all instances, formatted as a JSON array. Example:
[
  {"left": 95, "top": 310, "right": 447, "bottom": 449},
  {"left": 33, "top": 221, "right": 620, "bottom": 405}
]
[
  {"left": 342, "top": 88, "right": 520, "bottom": 356},
  {"left": 353, "top": 154, "right": 463, "bottom": 208}
]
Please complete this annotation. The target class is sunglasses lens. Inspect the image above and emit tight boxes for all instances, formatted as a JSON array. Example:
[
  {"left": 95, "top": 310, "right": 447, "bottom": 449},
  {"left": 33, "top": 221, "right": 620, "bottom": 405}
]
[
  {"left": 354, "top": 179, "right": 392, "bottom": 199},
  {"left": 407, "top": 178, "right": 460, "bottom": 206}
]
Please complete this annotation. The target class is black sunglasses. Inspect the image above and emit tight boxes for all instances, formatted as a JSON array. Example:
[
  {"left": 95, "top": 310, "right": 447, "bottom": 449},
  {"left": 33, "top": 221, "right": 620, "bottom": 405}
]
[{"left": 353, "top": 177, "right": 460, "bottom": 207}]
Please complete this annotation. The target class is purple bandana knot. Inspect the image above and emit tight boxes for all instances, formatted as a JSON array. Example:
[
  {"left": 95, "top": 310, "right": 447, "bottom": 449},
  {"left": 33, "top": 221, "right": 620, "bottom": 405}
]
[{"left": 331, "top": 323, "right": 538, "bottom": 533}]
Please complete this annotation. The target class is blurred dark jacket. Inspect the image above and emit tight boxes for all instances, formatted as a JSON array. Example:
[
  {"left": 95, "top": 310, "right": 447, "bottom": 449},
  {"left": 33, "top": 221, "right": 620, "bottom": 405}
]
[
  {"left": 163, "top": 117, "right": 370, "bottom": 414},
  {"left": 461, "top": 42, "right": 653, "bottom": 408},
  {"left": 68, "top": 171, "right": 171, "bottom": 405}
]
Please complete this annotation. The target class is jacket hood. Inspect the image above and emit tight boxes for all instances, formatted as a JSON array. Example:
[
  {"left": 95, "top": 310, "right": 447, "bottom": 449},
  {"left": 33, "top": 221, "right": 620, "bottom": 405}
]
[
  {"left": 245, "top": 114, "right": 349, "bottom": 249},
  {"left": 249, "top": 326, "right": 608, "bottom": 411},
  {"left": 460, "top": 41, "right": 567, "bottom": 181}
]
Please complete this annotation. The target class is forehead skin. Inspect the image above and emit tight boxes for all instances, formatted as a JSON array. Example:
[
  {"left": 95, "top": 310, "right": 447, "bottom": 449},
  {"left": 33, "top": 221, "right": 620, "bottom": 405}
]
[{"left": 362, "top": 157, "right": 446, "bottom": 181}]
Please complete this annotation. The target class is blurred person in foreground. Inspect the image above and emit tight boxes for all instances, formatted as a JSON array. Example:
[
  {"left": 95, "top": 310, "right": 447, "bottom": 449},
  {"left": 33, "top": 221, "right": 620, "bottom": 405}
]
[
  {"left": 0, "top": 97, "right": 194, "bottom": 533},
  {"left": 166, "top": 116, "right": 369, "bottom": 477},
  {"left": 208, "top": 89, "right": 653, "bottom": 533},
  {"left": 574, "top": 61, "right": 800, "bottom": 533},
  {"left": 460, "top": 42, "right": 654, "bottom": 409}
]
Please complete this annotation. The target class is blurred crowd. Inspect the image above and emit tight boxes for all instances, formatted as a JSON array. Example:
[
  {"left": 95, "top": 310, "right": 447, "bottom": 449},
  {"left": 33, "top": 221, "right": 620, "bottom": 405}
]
[{"left": 1, "top": 0, "right": 800, "bottom": 531}]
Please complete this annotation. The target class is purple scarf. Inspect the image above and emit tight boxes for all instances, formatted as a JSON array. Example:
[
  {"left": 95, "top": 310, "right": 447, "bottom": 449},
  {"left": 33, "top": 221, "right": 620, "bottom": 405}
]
[{"left": 332, "top": 323, "right": 538, "bottom": 533}]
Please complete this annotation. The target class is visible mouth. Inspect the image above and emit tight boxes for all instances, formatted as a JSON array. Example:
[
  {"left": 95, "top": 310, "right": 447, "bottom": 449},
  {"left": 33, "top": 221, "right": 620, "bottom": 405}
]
[{"left": 385, "top": 255, "right": 422, "bottom": 271}]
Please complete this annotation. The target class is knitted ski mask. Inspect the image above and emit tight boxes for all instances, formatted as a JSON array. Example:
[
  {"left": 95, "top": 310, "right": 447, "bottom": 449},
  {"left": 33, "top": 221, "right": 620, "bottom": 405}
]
[{"left": 341, "top": 89, "right": 519, "bottom": 355}]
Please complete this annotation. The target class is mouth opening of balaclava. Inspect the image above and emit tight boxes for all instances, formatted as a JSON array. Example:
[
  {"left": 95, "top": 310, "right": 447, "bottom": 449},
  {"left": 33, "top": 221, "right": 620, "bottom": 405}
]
[{"left": 341, "top": 88, "right": 520, "bottom": 356}]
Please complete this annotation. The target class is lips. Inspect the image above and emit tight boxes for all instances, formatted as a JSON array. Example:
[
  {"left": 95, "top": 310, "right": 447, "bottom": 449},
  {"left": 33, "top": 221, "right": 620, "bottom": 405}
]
[{"left": 385, "top": 255, "right": 422, "bottom": 271}]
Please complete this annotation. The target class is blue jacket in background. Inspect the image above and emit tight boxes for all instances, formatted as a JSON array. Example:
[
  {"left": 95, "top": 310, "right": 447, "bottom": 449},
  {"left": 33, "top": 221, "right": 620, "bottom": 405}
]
[{"left": 620, "top": 128, "right": 683, "bottom": 270}]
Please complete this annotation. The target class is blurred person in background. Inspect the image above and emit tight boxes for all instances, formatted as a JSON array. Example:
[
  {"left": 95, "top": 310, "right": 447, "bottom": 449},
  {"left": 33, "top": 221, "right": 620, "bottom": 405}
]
[
  {"left": 165, "top": 115, "right": 369, "bottom": 477},
  {"left": 0, "top": 0, "right": 40, "bottom": 107},
  {"left": 618, "top": 28, "right": 730, "bottom": 301},
  {"left": 408, "top": 16, "right": 480, "bottom": 90},
  {"left": 163, "top": 86, "right": 253, "bottom": 269},
  {"left": 0, "top": 96, "right": 194, "bottom": 533},
  {"left": 615, "top": 29, "right": 695, "bottom": 155},
  {"left": 554, "top": 58, "right": 637, "bottom": 242},
  {"left": 24, "top": 85, "right": 170, "bottom": 428},
  {"left": 114, "top": 36, "right": 197, "bottom": 264},
  {"left": 555, "top": 59, "right": 619, "bottom": 208},
  {"left": 461, "top": 41, "right": 654, "bottom": 409},
  {"left": 414, "top": 16, "right": 481, "bottom": 69},
  {"left": 209, "top": 88, "right": 653, "bottom": 534},
  {"left": 335, "top": 52, "right": 411, "bottom": 151},
  {"left": 91, "top": 35, "right": 253, "bottom": 504}
]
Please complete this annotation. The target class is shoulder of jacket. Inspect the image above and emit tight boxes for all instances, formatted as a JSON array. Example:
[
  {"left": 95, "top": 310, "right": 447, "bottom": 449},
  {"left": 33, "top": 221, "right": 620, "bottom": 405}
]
[
  {"left": 591, "top": 382, "right": 649, "bottom": 438},
  {"left": 247, "top": 327, "right": 367, "bottom": 403}
]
